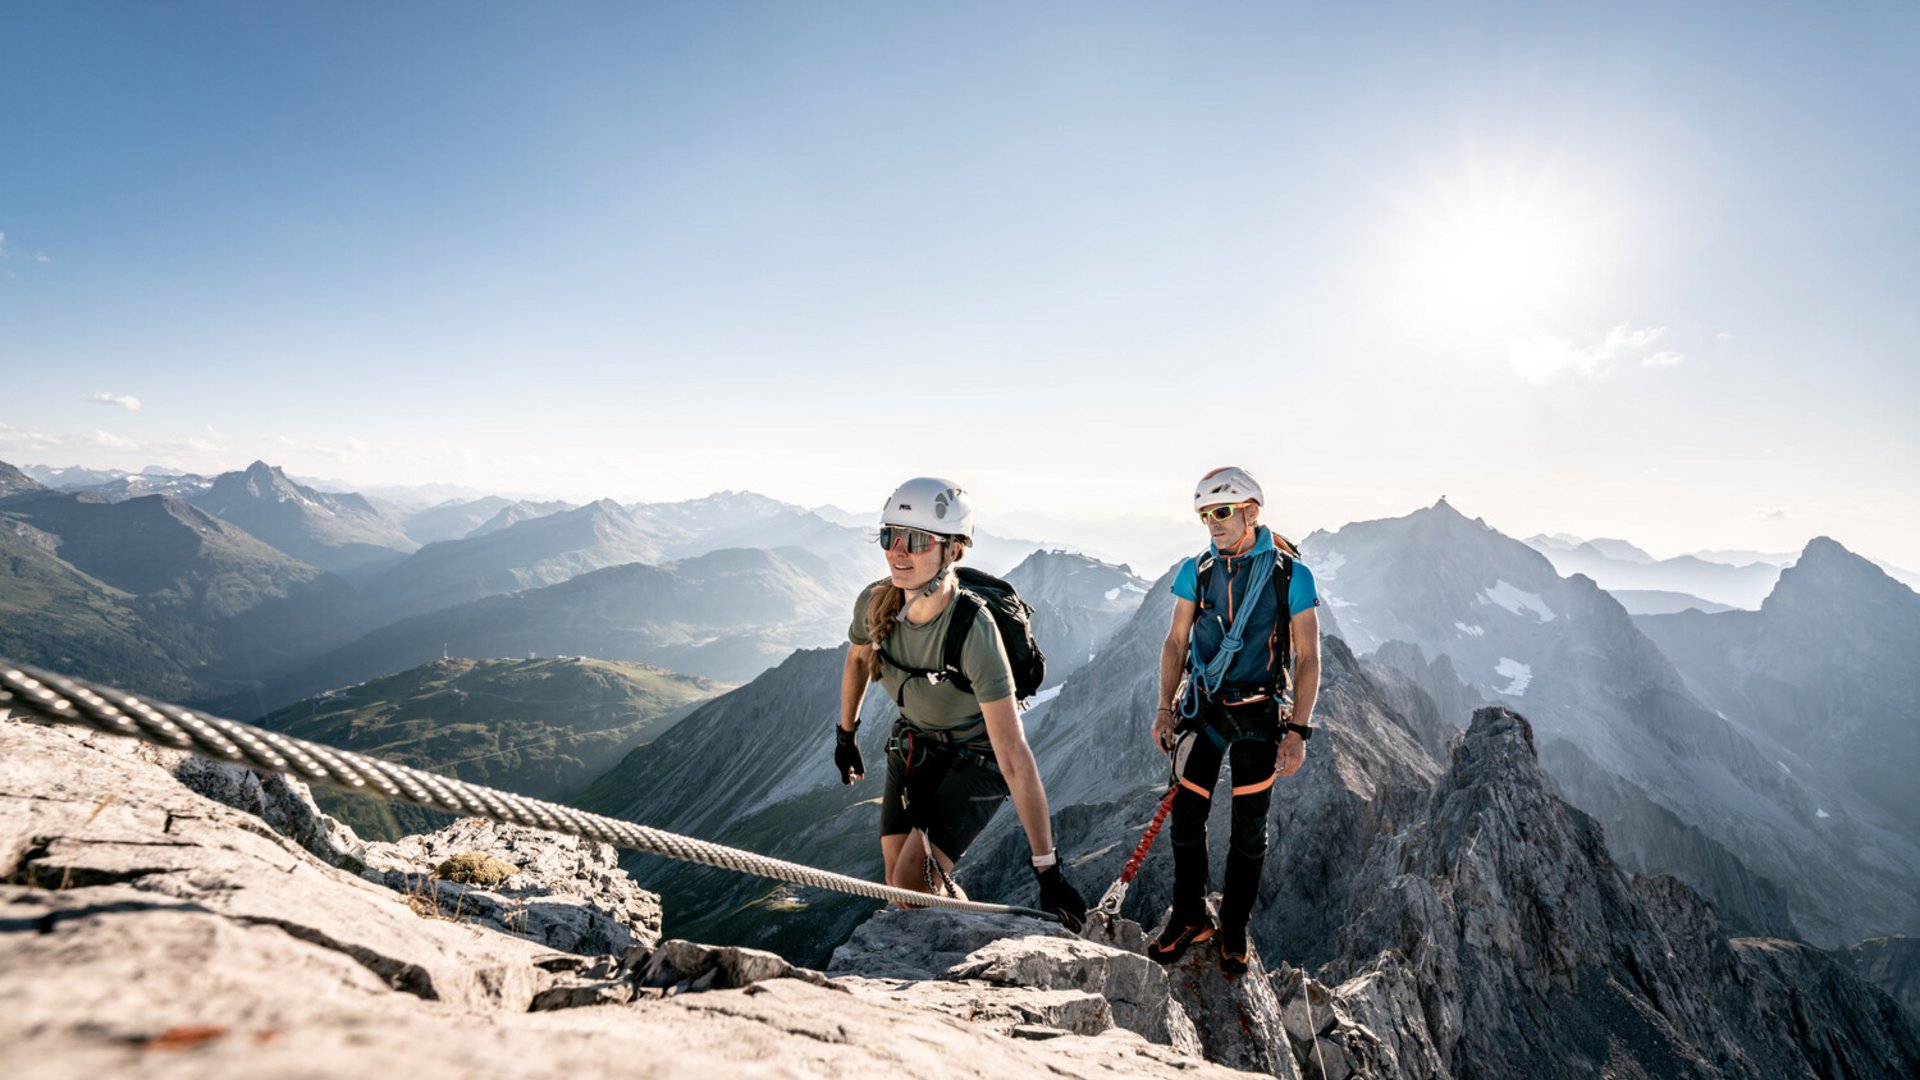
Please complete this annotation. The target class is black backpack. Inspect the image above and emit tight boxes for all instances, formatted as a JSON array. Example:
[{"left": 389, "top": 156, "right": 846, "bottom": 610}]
[{"left": 878, "top": 567, "right": 1047, "bottom": 705}]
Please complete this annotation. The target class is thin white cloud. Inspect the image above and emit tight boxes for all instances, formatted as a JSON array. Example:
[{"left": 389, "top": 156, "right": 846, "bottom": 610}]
[
  {"left": 1603, "top": 325, "right": 1665, "bottom": 350},
  {"left": 1509, "top": 323, "right": 1680, "bottom": 383},
  {"left": 89, "top": 430, "right": 139, "bottom": 451},
  {"left": 0, "top": 231, "right": 7, "bottom": 258},
  {"left": 88, "top": 392, "right": 143, "bottom": 411},
  {"left": 1507, "top": 334, "right": 1614, "bottom": 382},
  {"left": 34, "top": 252, "right": 50, "bottom": 264},
  {"left": 1760, "top": 508, "right": 1787, "bottom": 521},
  {"left": 206, "top": 424, "right": 226, "bottom": 439}
]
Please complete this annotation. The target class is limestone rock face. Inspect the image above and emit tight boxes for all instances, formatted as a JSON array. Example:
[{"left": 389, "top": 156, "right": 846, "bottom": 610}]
[
  {"left": 828, "top": 907, "right": 1181, "bottom": 1047},
  {"left": 827, "top": 905, "right": 1068, "bottom": 980},
  {"left": 1327, "top": 705, "right": 1920, "bottom": 1079},
  {"left": 357, "top": 816, "right": 663, "bottom": 954},
  {"left": 1841, "top": 935, "right": 1920, "bottom": 1020},
  {"left": 1155, "top": 933, "right": 1302, "bottom": 1079},
  {"left": 947, "top": 930, "right": 1201, "bottom": 1051},
  {"left": 1, "top": 715, "right": 1260, "bottom": 1080},
  {"left": 170, "top": 753, "right": 364, "bottom": 870}
]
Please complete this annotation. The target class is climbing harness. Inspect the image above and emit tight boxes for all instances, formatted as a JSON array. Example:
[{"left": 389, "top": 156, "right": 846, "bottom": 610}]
[
  {"left": 0, "top": 659, "right": 1057, "bottom": 922},
  {"left": 887, "top": 719, "right": 997, "bottom": 777}
]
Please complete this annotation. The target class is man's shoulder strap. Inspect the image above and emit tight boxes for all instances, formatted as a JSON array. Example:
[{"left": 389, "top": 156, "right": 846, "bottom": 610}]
[{"left": 1193, "top": 549, "right": 1218, "bottom": 604}]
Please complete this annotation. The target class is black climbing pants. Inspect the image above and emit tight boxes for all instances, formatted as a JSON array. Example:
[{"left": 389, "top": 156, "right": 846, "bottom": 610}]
[{"left": 1168, "top": 695, "right": 1280, "bottom": 935}]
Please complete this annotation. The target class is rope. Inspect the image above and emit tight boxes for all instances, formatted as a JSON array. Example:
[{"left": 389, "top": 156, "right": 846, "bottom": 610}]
[
  {"left": 1180, "top": 539, "right": 1276, "bottom": 719},
  {"left": 0, "top": 659, "right": 1056, "bottom": 922},
  {"left": 1118, "top": 786, "right": 1177, "bottom": 886}
]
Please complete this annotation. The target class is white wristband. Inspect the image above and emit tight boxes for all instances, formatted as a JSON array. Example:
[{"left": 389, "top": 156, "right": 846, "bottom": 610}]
[{"left": 1030, "top": 850, "right": 1057, "bottom": 869}]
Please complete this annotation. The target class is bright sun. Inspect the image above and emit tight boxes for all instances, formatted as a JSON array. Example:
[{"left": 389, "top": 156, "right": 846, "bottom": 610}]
[{"left": 1385, "top": 153, "right": 1617, "bottom": 334}]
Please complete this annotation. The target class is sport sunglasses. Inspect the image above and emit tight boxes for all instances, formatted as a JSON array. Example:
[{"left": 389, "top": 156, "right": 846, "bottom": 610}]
[
  {"left": 877, "top": 526, "right": 948, "bottom": 554},
  {"left": 1197, "top": 504, "right": 1244, "bottom": 522}
]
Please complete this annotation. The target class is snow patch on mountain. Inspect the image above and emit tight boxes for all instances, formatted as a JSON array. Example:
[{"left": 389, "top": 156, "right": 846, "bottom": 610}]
[
  {"left": 1455, "top": 622, "right": 1486, "bottom": 637},
  {"left": 1315, "top": 549, "right": 1346, "bottom": 581},
  {"left": 1479, "top": 580, "right": 1557, "bottom": 622},
  {"left": 1817, "top": 808, "right": 1831, "bottom": 819},
  {"left": 1494, "top": 657, "right": 1533, "bottom": 696}
]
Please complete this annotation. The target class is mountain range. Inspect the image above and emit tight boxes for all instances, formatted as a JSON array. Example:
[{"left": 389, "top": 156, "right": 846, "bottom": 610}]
[
  {"left": 0, "top": 485, "right": 356, "bottom": 698},
  {"left": 256, "top": 655, "right": 722, "bottom": 840},
  {"left": 7, "top": 455, "right": 1915, "bottom": 956},
  {"left": 234, "top": 545, "right": 855, "bottom": 714},
  {"left": 185, "top": 460, "right": 420, "bottom": 580},
  {"left": 1637, "top": 537, "right": 1920, "bottom": 838},
  {"left": 1302, "top": 501, "right": 1920, "bottom": 946}
]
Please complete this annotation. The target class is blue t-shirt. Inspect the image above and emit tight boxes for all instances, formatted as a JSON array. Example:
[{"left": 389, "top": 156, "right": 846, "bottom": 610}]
[{"left": 1171, "top": 526, "right": 1318, "bottom": 688}]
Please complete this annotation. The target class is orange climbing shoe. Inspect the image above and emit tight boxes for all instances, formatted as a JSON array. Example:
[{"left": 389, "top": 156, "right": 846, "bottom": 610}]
[
  {"left": 1148, "top": 915, "right": 1216, "bottom": 965},
  {"left": 1217, "top": 928, "right": 1250, "bottom": 977}
]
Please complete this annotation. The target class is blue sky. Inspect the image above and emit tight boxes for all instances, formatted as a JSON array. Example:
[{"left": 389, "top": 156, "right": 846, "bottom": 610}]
[{"left": 3, "top": 2, "right": 1917, "bottom": 567}]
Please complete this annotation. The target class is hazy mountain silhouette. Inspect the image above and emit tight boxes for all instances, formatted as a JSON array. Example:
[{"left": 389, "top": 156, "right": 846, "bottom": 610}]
[
  {"left": 1639, "top": 537, "right": 1920, "bottom": 839},
  {"left": 188, "top": 460, "right": 418, "bottom": 580}
]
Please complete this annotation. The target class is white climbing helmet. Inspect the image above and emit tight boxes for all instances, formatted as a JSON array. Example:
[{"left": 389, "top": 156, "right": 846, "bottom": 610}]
[
  {"left": 1193, "top": 466, "right": 1264, "bottom": 511},
  {"left": 880, "top": 477, "right": 974, "bottom": 540}
]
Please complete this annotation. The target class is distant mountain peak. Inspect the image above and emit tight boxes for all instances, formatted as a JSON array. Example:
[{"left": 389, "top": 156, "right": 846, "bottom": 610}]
[
  {"left": 0, "top": 459, "right": 48, "bottom": 497},
  {"left": 1401, "top": 496, "right": 1496, "bottom": 539},
  {"left": 1766, "top": 535, "right": 1908, "bottom": 606}
]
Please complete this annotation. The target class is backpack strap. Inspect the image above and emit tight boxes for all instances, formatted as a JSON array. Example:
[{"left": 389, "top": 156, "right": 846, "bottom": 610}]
[
  {"left": 1273, "top": 553, "right": 1295, "bottom": 687},
  {"left": 938, "top": 590, "right": 984, "bottom": 694},
  {"left": 875, "top": 590, "right": 985, "bottom": 702},
  {"left": 1193, "top": 551, "right": 1218, "bottom": 614}
]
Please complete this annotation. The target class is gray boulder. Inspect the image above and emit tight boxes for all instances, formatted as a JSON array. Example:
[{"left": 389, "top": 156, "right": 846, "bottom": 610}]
[
  {"left": 356, "top": 816, "right": 662, "bottom": 954},
  {"left": 947, "top": 929, "right": 1202, "bottom": 1052}
]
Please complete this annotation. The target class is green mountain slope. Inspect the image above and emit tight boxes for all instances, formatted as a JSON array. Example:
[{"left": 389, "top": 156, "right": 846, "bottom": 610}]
[
  {"left": 247, "top": 547, "right": 847, "bottom": 712},
  {"left": 0, "top": 489, "right": 360, "bottom": 697},
  {"left": 0, "top": 519, "right": 206, "bottom": 698},
  {"left": 256, "top": 656, "right": 725, "bottom": 838}
]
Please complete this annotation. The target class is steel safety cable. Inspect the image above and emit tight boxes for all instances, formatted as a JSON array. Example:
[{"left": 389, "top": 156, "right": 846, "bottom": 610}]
[{"left": 0, "top": 659, "right": 1057, "bottom": 922}]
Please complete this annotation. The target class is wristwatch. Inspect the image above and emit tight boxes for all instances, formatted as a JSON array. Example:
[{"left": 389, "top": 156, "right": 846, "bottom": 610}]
[{"left": 1283, "top": 723, "right": 1314, "bottom": 741}]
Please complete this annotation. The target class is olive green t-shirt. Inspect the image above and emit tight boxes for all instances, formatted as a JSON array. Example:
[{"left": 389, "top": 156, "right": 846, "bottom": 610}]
[{"left": 849, "top": 579, "right": 1015, "bottom": 733}]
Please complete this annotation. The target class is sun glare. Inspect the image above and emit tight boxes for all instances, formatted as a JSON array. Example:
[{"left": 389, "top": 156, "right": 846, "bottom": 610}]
[{"left": 1380, "top": 151, "right": 1619, "bottom": 335}]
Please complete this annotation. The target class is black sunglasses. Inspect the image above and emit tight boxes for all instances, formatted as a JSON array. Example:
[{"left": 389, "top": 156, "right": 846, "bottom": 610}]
[{"left": 878, "top": 526, "right": 947, "bottom": 554}]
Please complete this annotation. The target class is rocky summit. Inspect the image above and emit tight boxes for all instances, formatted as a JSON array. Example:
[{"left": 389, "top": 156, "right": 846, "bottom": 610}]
[{"left": 4, "top": 699, "right": 1918, "bottom": 1079}]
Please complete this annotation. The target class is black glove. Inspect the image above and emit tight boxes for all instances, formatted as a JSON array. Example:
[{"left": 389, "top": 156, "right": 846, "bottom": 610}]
[
  {"left": 834, "top": 725, "right": 864, "bottom": 784},
  {"left": 1034, "top": 863, "right": 1087, "bottom": 932}
]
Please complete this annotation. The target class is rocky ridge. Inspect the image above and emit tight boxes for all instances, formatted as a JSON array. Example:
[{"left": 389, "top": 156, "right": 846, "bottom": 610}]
[
  {"left": 6, "top": 689, "right": 1918, "bottom": 1078},
  {"left": 0, "top": 712, "right": 1257, "bottom": 1079}
]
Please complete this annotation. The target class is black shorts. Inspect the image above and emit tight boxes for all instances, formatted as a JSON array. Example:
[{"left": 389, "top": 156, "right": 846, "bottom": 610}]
[{"left": 880, "top": 739, "right": 1009, "bottom": 861}]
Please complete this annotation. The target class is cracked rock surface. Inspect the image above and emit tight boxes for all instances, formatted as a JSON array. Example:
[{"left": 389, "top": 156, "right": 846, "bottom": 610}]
[
  {"left": 1, "top": 715, "right": 1259, "bottom": 1080},
  {"left": 356, "top": 816, "right": 663, "bottom": 955}
]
